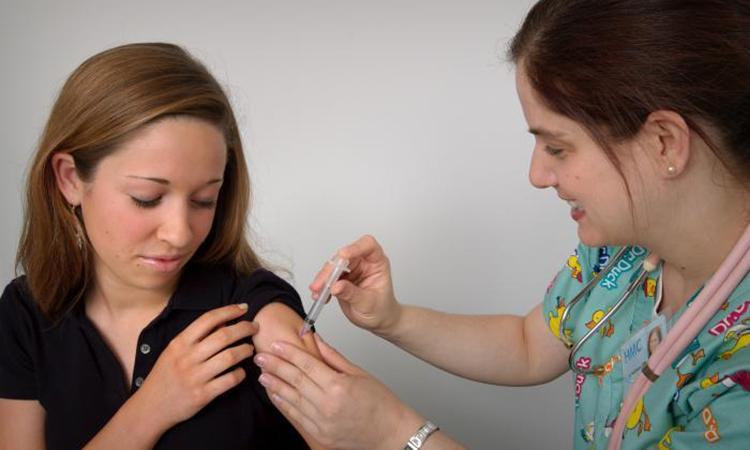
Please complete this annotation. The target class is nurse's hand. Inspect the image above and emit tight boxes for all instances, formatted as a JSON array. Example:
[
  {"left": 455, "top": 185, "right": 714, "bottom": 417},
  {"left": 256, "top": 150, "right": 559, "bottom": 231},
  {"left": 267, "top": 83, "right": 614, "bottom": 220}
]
[
  {"left": 310, "top": 235, "right": 401, "bottom": 336},
  {"left": 254, "top": 334, "right": 424, "bottom": 450}
]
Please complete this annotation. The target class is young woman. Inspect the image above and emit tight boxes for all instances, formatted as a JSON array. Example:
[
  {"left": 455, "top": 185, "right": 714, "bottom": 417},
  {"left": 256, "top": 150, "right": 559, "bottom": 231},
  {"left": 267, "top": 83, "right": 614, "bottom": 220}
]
[
  {"left": 254, "top": 1, "right": 750, "bottom": 449},
  {"left": 0, "top": 43, "right": 324, "bottom": 450}
]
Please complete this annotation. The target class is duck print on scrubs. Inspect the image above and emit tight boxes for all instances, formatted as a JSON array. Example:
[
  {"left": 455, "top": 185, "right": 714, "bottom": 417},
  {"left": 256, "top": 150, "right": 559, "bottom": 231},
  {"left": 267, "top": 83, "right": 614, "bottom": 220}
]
[{"left": 543, "top": 243, "right": 750, "bottom": 449}]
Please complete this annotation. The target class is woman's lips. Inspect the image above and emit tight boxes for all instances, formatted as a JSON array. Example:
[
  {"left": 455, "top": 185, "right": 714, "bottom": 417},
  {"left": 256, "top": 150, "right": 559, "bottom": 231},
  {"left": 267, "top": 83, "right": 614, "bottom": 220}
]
[{"left": 139, "top": 255, "right": 183, "bottom": 272}]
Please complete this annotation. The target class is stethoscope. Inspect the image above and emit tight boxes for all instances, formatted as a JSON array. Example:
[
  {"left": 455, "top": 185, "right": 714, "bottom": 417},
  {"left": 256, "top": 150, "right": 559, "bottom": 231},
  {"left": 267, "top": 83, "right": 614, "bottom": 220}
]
[{"left": 558, "top": 247, "right": 661, "bottom": 375}]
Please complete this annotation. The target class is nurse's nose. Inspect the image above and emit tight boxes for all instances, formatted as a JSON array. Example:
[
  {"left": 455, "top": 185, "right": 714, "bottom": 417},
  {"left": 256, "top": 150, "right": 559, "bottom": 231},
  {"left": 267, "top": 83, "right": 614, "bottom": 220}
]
[
  {"left": 156, "top": 202, "right": 193, "bottom": 248},
  {"left": 528, "top": 145, "right": 557, "bottom": 189}
]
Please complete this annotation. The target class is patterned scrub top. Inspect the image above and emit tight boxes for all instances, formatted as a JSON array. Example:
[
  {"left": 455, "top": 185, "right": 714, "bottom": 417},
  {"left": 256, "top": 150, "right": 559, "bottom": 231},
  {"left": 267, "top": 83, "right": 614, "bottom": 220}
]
[{"left": 543, "top": 243, "right": 750, "bottom": 449}]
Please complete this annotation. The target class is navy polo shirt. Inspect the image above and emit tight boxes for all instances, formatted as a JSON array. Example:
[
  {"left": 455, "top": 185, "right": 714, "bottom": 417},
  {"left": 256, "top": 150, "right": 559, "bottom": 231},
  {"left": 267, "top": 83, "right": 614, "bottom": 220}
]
[{"left": 0, "top": 263, "right": 310, "bottom": 449}]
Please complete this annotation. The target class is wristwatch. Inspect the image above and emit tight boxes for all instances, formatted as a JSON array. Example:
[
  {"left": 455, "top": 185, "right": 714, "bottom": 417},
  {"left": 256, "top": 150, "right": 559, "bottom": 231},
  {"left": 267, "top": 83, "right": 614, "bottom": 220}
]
[{"left": 404, "top": 421, "right": 439, "bottom": 450}]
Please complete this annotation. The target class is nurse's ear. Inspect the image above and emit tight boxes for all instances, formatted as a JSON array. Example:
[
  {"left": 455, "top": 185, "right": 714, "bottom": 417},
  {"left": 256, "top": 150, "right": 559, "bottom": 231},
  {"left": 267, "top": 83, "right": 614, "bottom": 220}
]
[
  {"left": 51, "top": 152, "right": 86, "bottom": 205},
  {"left": 640, "top": 110, "right": 691, "bottom": 178}
]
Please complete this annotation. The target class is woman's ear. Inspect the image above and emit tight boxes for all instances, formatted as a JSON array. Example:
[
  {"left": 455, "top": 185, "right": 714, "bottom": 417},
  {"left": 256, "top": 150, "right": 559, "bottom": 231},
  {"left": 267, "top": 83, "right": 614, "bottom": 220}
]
[
  {"left": 51, "top": 153, "right": 85, "bottom": 205},
  {"left": 642, "top": 110, "right": 691, "bottom": 178}
]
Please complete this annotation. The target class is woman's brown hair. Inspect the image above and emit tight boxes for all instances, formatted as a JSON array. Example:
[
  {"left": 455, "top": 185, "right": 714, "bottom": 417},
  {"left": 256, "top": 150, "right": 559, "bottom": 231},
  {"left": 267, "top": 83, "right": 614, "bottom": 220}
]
[
  {"left": 509, "top": 0, "right": 750, "bottom": 186},
  {"left": 16, "top": 42, "right": 262, "bottom": 321}
]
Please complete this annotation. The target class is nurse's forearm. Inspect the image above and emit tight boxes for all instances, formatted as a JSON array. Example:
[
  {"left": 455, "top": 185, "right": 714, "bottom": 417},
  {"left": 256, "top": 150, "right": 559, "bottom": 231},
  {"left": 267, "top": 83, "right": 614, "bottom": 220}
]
[{"left": 376, "top": 303, "right": 562, "bottom": 385}]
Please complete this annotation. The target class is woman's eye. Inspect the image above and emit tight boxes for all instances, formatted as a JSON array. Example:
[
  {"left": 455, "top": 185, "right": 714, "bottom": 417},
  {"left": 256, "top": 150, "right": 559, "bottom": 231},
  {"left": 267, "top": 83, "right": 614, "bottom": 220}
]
[
  {"left": 192, "top": 199, "right": 217, "bottom": 209},
  {"left": 131, "top": 196, "right": 161, "bottom": 208}
]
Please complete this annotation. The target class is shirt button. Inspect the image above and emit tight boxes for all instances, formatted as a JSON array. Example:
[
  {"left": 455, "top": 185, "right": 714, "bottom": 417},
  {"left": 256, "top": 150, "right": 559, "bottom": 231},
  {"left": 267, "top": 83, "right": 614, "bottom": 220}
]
[
  {"left": 134, "top": 377, "right": 144, "bottom": 388},
  {"left": 140, "top": 344, "right": 151, "bottom": 355}
]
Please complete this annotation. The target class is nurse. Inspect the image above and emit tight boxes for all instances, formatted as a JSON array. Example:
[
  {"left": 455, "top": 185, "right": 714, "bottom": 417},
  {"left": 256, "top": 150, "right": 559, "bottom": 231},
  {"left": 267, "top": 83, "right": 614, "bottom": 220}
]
[{"left": 254, "top": 1, "right": 750, "bottom": 449}]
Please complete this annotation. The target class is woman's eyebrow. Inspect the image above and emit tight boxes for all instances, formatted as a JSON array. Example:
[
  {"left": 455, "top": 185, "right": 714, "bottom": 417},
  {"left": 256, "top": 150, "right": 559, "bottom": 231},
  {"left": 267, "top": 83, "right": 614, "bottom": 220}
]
[{"left": 126, "top": 175, "right": 223, "bottom": 185}]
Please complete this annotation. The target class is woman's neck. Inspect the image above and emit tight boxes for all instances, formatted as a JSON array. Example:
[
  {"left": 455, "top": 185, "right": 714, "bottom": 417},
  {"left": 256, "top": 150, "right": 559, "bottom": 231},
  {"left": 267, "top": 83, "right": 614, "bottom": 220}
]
[{"left": 86, "top": 270, "right": 176, "bottom": 321}]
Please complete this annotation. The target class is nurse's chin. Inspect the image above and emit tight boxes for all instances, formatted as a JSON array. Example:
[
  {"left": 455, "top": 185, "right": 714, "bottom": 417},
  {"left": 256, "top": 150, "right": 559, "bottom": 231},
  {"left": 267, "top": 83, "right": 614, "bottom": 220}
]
[{"left": 576, "top": 228, "right": 616, "bottom": 249}]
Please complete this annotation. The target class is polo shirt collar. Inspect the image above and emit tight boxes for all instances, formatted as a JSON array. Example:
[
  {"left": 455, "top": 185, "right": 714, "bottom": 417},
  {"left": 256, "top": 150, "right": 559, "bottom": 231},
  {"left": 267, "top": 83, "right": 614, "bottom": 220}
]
[{"left": 169, "top": 263, "right": 232, "bottom": 311}]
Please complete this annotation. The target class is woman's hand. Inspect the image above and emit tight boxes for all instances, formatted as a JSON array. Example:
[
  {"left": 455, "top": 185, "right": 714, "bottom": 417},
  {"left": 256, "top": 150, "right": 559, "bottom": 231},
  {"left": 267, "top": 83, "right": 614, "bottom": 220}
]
[
  {"left": 311, "top": 235, "right": 401, "bottom": 336},
  {"left": 254, "top": 334, "right": 424, "bottom": 450},
  {"left": 134, "top": 303, "right": 257, "bottom": 431}
]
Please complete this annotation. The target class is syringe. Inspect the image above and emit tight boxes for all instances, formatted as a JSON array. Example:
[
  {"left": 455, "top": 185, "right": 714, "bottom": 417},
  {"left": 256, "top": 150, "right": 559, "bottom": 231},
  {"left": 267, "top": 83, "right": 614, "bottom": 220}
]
[{"left": 300, "top": 256, "right": 350, "bottom": 336}]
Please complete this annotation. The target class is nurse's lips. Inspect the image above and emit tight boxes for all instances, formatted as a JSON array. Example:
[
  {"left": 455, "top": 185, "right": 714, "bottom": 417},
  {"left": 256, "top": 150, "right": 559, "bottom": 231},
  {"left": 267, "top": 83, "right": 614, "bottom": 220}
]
[
  {"left": 139, "top": 255, "right": 184, "bottom": 272},
  {"left": 566, "top": 199, "right": 586, "bottom": 221}
]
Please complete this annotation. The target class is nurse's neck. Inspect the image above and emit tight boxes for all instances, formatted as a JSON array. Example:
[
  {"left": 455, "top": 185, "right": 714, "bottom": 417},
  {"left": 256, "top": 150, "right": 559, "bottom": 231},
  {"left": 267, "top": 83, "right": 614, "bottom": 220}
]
[{"left": 654, "top": 212, "right": 750, "bottom": 316}]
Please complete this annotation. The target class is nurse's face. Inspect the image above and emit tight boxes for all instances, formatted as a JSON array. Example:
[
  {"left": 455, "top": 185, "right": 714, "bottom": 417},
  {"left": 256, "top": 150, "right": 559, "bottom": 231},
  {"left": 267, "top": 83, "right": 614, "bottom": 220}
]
[
  {"left": 648, "top": 328, "right": 661, "bottom": 355},
  {"left": 75, "top": 117, "right": 227, "bottom": 294},
  {"left": 515, "top": 66, "right": 644, "bottom": 247}
]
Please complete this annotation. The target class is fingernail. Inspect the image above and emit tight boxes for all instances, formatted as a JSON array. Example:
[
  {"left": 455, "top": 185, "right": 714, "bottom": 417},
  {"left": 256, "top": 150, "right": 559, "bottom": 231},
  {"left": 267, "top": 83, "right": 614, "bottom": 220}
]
[
  {"left": 237, "top": 303, "right": 248, "bottom": 310},
  {"left": 258, "top": 374, "right": 270, "bottom": 387},
  {"left": 254, "top": 355, "right": 266, "bottom": 367}
]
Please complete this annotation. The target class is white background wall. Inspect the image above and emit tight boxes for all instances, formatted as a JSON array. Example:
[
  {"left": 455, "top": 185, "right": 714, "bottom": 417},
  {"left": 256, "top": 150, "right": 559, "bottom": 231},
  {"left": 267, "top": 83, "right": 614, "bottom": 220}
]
[{"left": 0, "top": 1, "right": 579, "bottom": 448}]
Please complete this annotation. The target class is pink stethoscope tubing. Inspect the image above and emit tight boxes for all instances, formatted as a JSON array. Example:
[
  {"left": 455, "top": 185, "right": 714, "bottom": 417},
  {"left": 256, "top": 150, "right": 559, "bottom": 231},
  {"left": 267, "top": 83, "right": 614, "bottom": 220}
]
[{"left": 608, "top": 223, "right": 750, "bottom": 449}]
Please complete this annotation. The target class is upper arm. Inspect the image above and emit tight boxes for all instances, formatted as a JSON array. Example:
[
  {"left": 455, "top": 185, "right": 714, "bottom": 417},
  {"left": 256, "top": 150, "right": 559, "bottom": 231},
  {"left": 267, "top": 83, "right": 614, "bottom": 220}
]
[
  {"left": 252, "top": 302, "right": 321, "bottom": 360},
  {"left": 0, "top": 398, "right": 45, "bottom": 450},
  {"left": 252, "top": 301, "right": 326, "bottom": 449},
  {"left": 523, "top": 303, "right": 570, "bottom": 384}
]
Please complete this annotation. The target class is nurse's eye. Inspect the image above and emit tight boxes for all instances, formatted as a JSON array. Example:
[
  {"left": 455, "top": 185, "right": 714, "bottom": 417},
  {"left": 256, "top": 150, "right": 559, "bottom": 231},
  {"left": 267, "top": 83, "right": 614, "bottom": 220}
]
[
  {"left": 131, "top": 196, "right": 162, "bottom": 208},
  {"left": 545, "top": 146, "right": 565, "bottom": 157}
]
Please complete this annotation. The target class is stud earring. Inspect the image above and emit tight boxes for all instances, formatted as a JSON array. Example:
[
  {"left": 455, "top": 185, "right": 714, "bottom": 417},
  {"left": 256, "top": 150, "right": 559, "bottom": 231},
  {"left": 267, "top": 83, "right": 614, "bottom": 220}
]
[{"left": 667, "top": 165, "right": 676, "bottom": 175}]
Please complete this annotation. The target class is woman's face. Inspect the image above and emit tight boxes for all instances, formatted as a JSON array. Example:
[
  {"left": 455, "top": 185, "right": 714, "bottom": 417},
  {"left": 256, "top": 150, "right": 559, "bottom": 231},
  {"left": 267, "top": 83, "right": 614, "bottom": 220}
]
[
  {"left": 515, "top": 66, "right": 650, "bottom": 247},
  {"left": 78, "top": 117, "right": 227, "bottom": 294}
]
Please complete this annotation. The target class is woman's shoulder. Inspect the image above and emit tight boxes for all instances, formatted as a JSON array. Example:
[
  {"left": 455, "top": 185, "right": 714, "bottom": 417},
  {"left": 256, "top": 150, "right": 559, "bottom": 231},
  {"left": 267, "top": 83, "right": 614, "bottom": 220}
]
[
  {"left": 180, "top": 263, "right": 304, "bottom": 319},
  {"left": 0, "top": 276, "right": 45, "bottom": 323},
  {"left": 232, "top": 267, "right": 304, "bottom": 318}
]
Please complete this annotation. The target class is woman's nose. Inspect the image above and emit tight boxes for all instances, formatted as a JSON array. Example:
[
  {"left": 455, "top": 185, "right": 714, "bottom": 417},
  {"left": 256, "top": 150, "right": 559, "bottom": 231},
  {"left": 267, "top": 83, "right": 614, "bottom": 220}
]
[{"left": 156, "top": 203, "right": 193, "bottom": 248}]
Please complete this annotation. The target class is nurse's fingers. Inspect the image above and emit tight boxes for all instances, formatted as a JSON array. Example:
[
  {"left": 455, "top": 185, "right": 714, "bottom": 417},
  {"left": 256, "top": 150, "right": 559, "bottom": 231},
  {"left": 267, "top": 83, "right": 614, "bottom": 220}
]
[
  {"left": 268, "top": 391, "right": 321, "bottom": 437},
  {"left": 337, "top": 234, "right": 385, "bottom": 262},
  {"left": 313, "top": 333, "right": 363, "bottom": 375},
  {"left": 257, "top": 370, "right": 321, "bottom": 429},
  {"left": 309, "top": 235, "right": 385, "bottom": 295},
  {"left": 309, "top": 259, "right": 335, "bottom": 301},
  {"left": 253, "top": 346, "right": 327, "bottom": 402}
]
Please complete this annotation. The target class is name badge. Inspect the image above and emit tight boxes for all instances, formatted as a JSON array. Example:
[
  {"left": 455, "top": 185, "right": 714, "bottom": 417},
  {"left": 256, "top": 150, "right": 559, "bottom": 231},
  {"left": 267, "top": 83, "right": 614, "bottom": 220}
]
[{"left": 620, "top": 314, "right": 667, "bottom": 394}]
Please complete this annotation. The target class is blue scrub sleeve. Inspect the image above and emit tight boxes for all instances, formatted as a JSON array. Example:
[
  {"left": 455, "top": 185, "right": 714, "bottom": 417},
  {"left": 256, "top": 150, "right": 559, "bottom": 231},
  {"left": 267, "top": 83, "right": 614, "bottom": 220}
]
[{"left": 542, "top": 243, "right": 603, "bottom": 343}]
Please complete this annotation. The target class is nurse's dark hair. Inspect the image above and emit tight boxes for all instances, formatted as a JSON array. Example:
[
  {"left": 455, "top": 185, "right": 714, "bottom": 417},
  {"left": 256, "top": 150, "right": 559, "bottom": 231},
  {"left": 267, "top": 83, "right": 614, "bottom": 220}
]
[
  {"left": 509, "top": 0, "right": 750, "bottom": 185},
  {"left": 16, "top": 43, "right": 262, "bottom": 321}
]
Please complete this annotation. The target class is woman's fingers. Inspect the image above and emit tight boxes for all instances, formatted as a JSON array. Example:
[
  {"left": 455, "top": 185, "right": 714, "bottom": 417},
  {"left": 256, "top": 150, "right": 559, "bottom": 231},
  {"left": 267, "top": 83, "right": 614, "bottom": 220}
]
[
  {"left": 204, "top": 366, "right": 247, "bottom": 402},
  {"left": 194, "top": 320, "right": 257, "bottom": 362},
  {"left": 199, "top": 343, "right": 255, "bottom": 380},
  {"left": 179, "top": 303, "right": 250, "bottom": 344}
]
